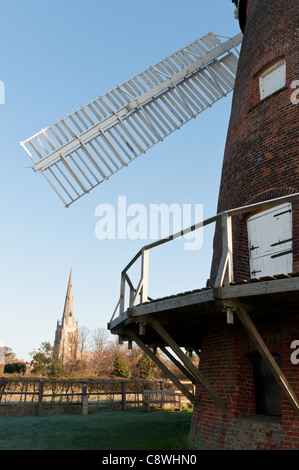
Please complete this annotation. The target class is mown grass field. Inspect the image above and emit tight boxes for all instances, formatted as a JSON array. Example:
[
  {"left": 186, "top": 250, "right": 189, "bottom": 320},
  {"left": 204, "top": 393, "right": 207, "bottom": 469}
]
[{"left": 0, "top": 408, "right": 193, "bottom": 450}]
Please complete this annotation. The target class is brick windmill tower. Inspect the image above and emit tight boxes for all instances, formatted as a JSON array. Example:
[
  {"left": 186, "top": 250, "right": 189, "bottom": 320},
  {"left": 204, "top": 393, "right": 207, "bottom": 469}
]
[
  {"left": 188, "top": 0, "right": 299, "bottom": 450},
  {"left": 209, "top": 0, "right": 299, "bottom": 285}
]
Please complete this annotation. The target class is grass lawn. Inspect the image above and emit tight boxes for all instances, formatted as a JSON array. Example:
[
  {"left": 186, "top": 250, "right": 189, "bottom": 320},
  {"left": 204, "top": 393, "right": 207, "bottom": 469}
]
[{"left": 0, "top": 408, "right": 193, "bottom": 450}]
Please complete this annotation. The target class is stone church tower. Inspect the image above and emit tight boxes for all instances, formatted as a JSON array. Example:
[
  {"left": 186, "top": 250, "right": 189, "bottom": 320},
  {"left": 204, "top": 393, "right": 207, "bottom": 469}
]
[{"left": 54, "top": 269, "right": 79, "bottom": 365}]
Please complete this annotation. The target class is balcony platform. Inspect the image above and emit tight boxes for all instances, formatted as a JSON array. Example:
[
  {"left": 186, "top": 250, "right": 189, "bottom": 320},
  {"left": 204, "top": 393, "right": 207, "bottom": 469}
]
[
  {"left": 108, "top": 271, "right": 299, "bottom": 351},
  {"left": 108, "top": 194, "right": 299, "bottom": 411}
]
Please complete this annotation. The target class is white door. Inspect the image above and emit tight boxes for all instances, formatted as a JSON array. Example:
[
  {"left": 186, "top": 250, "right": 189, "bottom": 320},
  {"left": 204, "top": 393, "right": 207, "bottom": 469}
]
[{"left": 247, "top": 203, "right": 293, "bottom": 278}]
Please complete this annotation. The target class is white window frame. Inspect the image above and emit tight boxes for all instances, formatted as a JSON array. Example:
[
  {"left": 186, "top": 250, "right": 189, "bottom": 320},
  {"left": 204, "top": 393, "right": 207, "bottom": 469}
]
[{"left": 259, "top": 59, "right": 286, "bottom": 100}]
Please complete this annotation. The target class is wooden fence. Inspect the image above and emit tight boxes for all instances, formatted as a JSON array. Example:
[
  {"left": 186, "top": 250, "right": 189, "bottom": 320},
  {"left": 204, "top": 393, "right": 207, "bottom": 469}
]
[{"left": 0, "top": 378, "right": 194, "bottom": 416}]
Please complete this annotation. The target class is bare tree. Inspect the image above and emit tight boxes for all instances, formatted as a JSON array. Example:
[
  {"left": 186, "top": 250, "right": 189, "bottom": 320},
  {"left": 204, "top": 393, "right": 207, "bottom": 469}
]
[
  {"left": 92, "top": 328, "right": 111, "bottom": 354},
  {"left": 4, "top": 346, "right": 16, "bottom": 363},
  {"left": 89, "top": 328, "right": 113, "bottom": 376},
  {"left": 78, "top": 326, "right": 91, "bottom": 360}
]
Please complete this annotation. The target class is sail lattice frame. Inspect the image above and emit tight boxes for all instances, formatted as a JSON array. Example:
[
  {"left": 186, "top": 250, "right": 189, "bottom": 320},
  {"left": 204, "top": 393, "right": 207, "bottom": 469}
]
[{"left": 21, "top": 32, "right": 242, "bottom": 207}]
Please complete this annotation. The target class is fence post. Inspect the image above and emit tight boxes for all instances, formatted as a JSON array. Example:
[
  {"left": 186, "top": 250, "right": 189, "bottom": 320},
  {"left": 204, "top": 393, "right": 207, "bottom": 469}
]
[
  {"left": 121, "top": 381, "right": 127, "bottom": 410},
  {"left": 37, "top": 379, "right": 44, "bottom": 417},
  {"left": 161, "top": 381, "right": 167, "bottom": 409},
  {"left": 81, "top": 382, "right": 88, "bottom": 415}
]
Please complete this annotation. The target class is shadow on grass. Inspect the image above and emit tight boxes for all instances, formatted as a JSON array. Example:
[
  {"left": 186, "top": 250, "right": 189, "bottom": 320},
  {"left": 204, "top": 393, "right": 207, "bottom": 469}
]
[{"left": 0, "top": 408, "right": 193, "bottom": 450}]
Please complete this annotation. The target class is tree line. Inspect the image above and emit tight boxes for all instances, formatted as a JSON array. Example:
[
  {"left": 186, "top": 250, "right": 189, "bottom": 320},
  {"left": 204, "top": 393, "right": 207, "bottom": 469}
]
[{"left": 3, "top": 327, "right": 190, "bottom": 381}]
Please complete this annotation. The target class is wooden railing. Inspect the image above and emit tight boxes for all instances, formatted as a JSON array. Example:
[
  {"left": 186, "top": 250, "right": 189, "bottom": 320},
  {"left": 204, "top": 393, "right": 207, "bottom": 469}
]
[
  {"left": 0, "top": 378, "right": 192, "bottom": 416},
  {"left": 111, "top": 192, "right": 299, "bottom": 321}
]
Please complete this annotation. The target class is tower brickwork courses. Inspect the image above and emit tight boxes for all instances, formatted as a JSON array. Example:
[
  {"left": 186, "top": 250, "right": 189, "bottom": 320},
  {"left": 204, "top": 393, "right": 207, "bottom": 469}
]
[
  {"left": 210, "top": 0, "right": 299, "bottom": 285},
  {"left": 54, "top": 270, "right": 79, "bottom": 365},
  {"left": 189, "top": 0, "right": 299, "bottom": 450}
]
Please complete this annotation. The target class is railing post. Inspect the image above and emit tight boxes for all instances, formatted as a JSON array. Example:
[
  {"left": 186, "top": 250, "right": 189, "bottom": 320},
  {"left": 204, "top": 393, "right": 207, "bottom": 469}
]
[
  {"left": 81, "top": 382, "right": 88, "bottom": 415},
  {"left": 215, "top": 213, "right": 234, "bottom": 287},
  {"left": 140, "top": 248, "right": 149, "bottom": 303},
  {"left": 37, "top": 379, "right": 44, "bottom": 417},
  {"left": 120, "top": 272, "right": 126, "bottom": 315},
  {"left": 225, "top": 214, "right": 233, "bottom": 285},
  {"left": 129, "top": 287, "right": 135, "bottom": 308}
]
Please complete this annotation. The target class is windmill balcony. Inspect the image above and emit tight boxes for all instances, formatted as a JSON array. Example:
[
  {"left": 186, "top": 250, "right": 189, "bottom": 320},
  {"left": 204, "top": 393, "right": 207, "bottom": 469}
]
[{"left": 109, "top": 191, "right": 299, "bottom": 333}]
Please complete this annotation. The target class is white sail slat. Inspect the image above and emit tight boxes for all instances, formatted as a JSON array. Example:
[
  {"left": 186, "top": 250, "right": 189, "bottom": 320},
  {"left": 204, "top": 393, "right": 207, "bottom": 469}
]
[{"left": 20, "top": 32, "right": 242, "bottom": 206}]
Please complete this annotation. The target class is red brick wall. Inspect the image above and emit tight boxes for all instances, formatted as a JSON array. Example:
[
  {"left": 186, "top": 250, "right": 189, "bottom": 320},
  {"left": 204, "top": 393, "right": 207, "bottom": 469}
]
[
  {"left": 189, "top": 312, "right": 299, "bottom": 450},
  {"left": 209, "top": 0, "right": 299, "bottom": 285},
  {"left": 189, "top": 0, "right": 299, "bottom": 450}
]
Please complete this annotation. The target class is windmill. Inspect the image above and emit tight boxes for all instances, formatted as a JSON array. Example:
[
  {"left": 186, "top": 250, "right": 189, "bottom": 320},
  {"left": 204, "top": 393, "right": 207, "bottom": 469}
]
[
  {"left": 19, "top": 0, "right": 299, "bottom": 450},
  {"left": 20, "top": 30, "right": 242, "bottom": 207}
]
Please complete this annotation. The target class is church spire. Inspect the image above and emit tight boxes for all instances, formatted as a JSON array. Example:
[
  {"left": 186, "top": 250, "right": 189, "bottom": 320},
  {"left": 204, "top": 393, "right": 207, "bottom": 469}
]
[
  {"left": 62, "top": 268, "right": 74, "bottom": 327},
  {"left": 54, "top": 268, "right": 78, "bottom": 365}
]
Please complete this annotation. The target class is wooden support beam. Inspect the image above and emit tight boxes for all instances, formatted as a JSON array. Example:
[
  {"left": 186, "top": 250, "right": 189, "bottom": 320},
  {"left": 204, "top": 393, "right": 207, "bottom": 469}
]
[
  {"left": 132, "top": 278, "right": 143, "bottom": 307},
  {"left": 214, "top": 213, "right": 233, "bottom": 287},
  {"left": 151, "top": 322, "right": 226, "bottom": 410},
  {"left": 128, "top": 331, "right": 196, "bottom": 405},
  {"left": 139, "top": 322, "right": 147, "bottom": 335},
  {"left": 159, "top": 345, "right": 197, "bottom": 385},
  {"left": 236, "top": 307, "right": 299, "bottom": 415}
]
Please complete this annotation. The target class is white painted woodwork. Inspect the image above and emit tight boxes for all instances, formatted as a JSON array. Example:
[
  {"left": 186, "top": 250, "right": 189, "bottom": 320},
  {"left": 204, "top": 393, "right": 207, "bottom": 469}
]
[
  {"left": 259, "top": 60, "right": 286, "bottom": 100},
  {"left": 109, "top": 194, "right": 299, "bottom": 322},
  {"left": 247, "top": 203, "right": 292, "bottom": 278},
  {"left": 20, "top": 32, "right": 242, "bottom": 206}
]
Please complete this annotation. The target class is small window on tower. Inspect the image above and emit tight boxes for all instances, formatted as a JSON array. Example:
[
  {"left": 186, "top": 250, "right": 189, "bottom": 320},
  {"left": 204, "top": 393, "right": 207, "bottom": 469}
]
[
  {"left": 252, "top": 352, "right": 282, "bottom": 417},
  {"left": 259, "top": 59, "right": 286, "bottom": 100}
]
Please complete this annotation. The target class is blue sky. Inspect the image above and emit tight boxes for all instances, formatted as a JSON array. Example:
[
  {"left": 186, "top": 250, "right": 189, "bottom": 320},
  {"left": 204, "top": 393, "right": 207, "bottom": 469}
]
[{"left": 0, "top": 1, "right": 240, "bottom": 361}]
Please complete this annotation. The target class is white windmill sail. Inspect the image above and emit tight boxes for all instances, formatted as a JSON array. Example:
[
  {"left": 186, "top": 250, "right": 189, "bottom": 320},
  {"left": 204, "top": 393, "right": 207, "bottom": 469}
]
[{"left": 20, "top": 32, "right": 242, "bottom": 207}]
